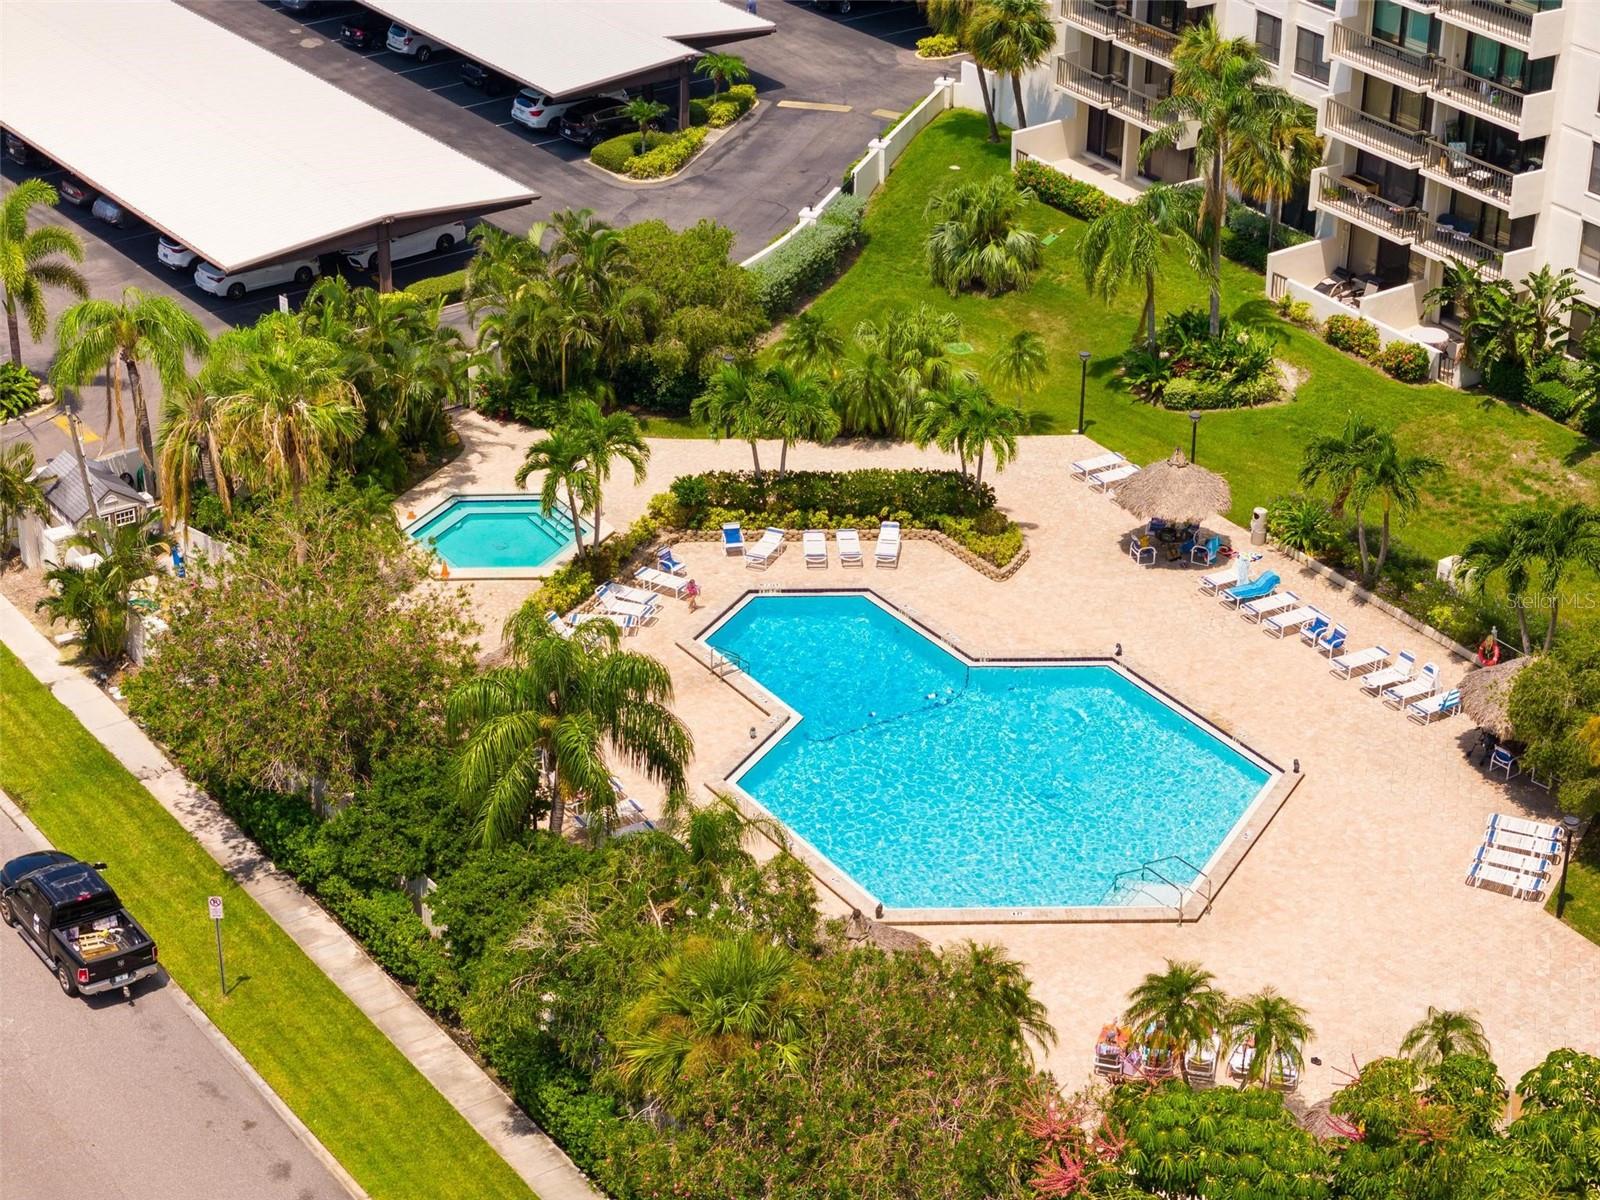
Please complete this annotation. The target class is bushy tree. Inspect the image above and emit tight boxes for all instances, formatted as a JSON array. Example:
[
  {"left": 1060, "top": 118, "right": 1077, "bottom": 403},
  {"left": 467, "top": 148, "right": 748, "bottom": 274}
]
[
  {"left": 1506, "top": 626, "right": 1600, "bottom": 815},
  {"left": 925, "top": 175, "right": 1043, "bottom": 297},
  {"left": 36, "top": 512, "right": 166, "bottom": 664}
]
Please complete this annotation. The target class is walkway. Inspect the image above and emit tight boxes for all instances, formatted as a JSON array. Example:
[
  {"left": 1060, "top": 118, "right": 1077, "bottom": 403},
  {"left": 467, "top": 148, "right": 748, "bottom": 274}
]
[{"left": 0, "top": 597, "right": 600, "bottom": 1200}]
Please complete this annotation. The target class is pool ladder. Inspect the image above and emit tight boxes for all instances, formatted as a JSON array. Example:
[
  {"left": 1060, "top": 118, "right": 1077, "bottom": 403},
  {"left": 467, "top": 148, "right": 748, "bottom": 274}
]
[
  {"left": 1105, "top": 856, "right": 1214, "bottom": 923},
  {"left": 707, "top": 647, "right": 749, "bottom": 679}
]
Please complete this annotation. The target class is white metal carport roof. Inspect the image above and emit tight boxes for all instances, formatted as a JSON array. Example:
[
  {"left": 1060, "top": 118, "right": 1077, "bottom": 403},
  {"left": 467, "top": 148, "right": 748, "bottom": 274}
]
[
  {"left": 363, "top": 0, "right": 775, "bottom": 98},
  {"left": 0, "top": 0, "right": 538, "bottom": 273}
]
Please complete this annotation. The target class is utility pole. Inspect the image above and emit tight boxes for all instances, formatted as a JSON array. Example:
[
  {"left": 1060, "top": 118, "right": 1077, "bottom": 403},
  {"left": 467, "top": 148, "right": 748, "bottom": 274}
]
[{"left": 64, "top": 390, "right": 99, "bottom": 525}]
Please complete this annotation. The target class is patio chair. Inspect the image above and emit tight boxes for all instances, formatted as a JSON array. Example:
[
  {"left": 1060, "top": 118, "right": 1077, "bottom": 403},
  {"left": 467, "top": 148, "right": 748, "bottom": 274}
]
[
  {"left": 1072, "top": 451, "right": 1126, "bottom": 480},
  {"left": 1314, "top": 623, "right": 1349, "bottom": 657},
  {"left": 1130, "top": 534, "right": 1156, "bottom": 566},
  {"left": 1329, "top": 645, "right": 1389, "bottom": 679},
  {"left": 1488, "top": 746, "right": 1518, "bottom": 779},
  {"left": 721, "top": 522, "right": 745, "bottom": 556},
  {"left": 1264, "top": 605, "right": 1325, "bottom": 638},
  {"left": 744, "top": 527, "right": 787, "bottom": 569},
  {"left": 1360, "top": 651, "right": 1416, "bottom": 695},
  {"left": 1382, "top": 663, "right": 1439, "bottom": 708},
  {"left": 1218, "top": 572, "right": 1280, "bottom": 609},
  {"left": 1091, "top": 463, "right": 1140, "bottom": 492},
  {"left": 803, "top": 529, "right": 829, "bottom": 568},
  {"left": 1406, "top": 688, "right": 1460, "bottom": 724},
  {"left": 1296, "top": 614, "right": 1332, "bottom": 646},
  {"left": 1191, "top": 535, "right": 1223, "bottom": 566},
  {"left": 635, "top": 565, "right": 689, "bottom": 597},
  {"left": 837, "top": 528, "right": 864, "bottom": 566},
  {"left": 1240, "top": 591, "right": 1300, "bottom": 624},
  {"left": 874, "top": 521, "right": 901, "bottom": 567},
  {"left": 658, "top": 547, "right": 688, "bottom": 575}
]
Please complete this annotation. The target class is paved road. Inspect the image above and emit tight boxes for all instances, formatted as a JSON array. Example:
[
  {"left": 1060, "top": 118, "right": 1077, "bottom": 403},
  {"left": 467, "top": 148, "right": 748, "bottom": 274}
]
[{"left": 0, "top": 804, "right": 349, "bottom": 1200}]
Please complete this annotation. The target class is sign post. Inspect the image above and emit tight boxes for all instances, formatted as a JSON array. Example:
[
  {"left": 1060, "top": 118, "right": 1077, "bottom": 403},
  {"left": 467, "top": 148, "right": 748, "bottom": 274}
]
[{"left": 208, "top": 895, "right": 225, "bottom": 994}]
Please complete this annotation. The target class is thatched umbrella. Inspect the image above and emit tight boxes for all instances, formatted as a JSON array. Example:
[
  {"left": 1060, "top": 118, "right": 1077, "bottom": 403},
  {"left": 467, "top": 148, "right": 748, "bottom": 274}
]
[
  {"left": 1459, "top": 657, "right": 1532, "bottom": 740},
  {"left": 1289, "top": 1096, "right": 1359, "bottom": 1142},
  {"left": 1113, "top": 448, "right": 1232, "bottom": 525}
]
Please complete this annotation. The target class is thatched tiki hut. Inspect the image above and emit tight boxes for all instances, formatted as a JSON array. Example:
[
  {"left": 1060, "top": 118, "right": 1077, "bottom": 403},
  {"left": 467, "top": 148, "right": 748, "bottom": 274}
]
[{"left": 1114, "top": 449, "right": 1232, "bottom": 525}]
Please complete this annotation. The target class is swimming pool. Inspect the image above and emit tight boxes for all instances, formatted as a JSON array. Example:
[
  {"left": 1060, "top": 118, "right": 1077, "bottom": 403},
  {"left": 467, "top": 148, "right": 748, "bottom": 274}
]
[
  {"left": 406, "top": 496, "right": 588, "bottom": 574},
  {"left": 703, "top": 593, "right": 1276, "bottom": 913}
]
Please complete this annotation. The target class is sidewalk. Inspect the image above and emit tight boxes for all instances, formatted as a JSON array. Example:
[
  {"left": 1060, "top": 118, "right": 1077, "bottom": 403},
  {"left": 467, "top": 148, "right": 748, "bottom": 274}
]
[{"left": 0, "top": 596, "right": 601, "bottom": 1200}]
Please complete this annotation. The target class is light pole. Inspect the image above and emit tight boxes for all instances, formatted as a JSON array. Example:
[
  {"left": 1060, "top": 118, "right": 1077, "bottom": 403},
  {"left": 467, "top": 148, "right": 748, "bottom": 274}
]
[
  {"left": 1075, "top": 350, "right": 1091, "bottom": 434},
  {"left": 1189, "top": 410, "right": 1201, "bottom": 463},
  {"left": 1557, "top": 814, "right": 1582, "bottom": 919}
]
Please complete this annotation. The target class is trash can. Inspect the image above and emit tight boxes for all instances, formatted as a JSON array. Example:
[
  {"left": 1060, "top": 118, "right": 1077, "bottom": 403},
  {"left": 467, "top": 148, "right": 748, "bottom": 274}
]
[{"left": 1249, "top": 506, "right": 1268, "bottom": 546}]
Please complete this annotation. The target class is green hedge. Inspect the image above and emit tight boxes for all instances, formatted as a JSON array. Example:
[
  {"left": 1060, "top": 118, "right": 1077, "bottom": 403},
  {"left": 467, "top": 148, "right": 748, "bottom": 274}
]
[
  {"left": 0, "top": 362, "right": 42, "bottom": 420},
  {"left": 1013, "top": 158, "right": 1116, "bottom": 220},
  {"left": 1324, "top": 313, "right": 1381, "bottom": 359},
  {"left": 591, "top": 130, "right": 671, "bottom": 174},
  {"left": 404, "top": 269, "right": 466, "bottom": 304},
  {"left": 1220, "top": 204, "right": 1312, "bottom": 272},
  {"left": 1373, "top": 340, "right": 1432, "bottom": 383},
  {"left": 628, "top": 126, "right": 707, "bottom": 179},
  {"left": 916, "top": 33, "right": 960, "bottom": 57},
  {"left": 747, "top": 191, "right": 868, "bottom": 317}
]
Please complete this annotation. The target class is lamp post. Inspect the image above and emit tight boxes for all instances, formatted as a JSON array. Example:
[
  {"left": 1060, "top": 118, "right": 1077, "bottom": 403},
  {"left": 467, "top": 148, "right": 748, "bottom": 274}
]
[
  {"left": 1189, "top": 410, "right": 1201, "bottom": 463},
  {"left": 1075, "top": 350, "right": 1091, "bottom": 434},
  {"left": 1557, "top": 814, "right": 1582, "bottom": 919}
]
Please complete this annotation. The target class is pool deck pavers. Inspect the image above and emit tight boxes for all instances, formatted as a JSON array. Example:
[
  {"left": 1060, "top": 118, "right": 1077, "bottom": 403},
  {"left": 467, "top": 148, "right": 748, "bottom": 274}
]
[{"left": 414, "top": 411, "right": 1600, "bottom": 1102}]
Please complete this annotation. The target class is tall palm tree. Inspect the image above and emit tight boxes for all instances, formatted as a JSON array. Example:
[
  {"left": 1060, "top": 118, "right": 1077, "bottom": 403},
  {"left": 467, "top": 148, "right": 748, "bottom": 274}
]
[
  {"left": 564, "top": 398, "right": 650, "bottom": 550},
  {"left": 1471, "top": 503, "right": 1600, "bottom": 652},
  {"left": 622, "top": 98, "right": 670, "bottom": 154},
  {"left": 965, "top": 0, "right": 1055, "bottom": 131},
  {"left": 1351, "top": 436, "right": 1442, "bottom": 582},
  {"left": 774, "top": 310, "right": 844, "bottom": 379},
  {"left": 514, "top": 424, "right": 596, "bottom": 553},
  {"left": 1228, "top": 988, "right": 1313, "bottom": 1088},
  {"left": 926, "top": 0, "right": 1001, "bottom": 140},
  {"left": 51, "top": 288, "right": 210, "bottom": 494},
  {"left": 692, "top": 358, "right": 771, "bottom": 476},
  {"left": 1122, "top": 959, "right": 1231, "bottom": 1085},
  {"left": 612, "top": 933, "right": 815, "bottom": 1106},
  {"left": 761, "top": 364, "right": 839, "bottom": 475},
  {"left": 1, "top": 179, "right": 88, "bottom": 365},
  {"left": 1079, "top": 185, "right": 1201, "bottom": 350},
  {"left": 1226, "top": 90, "right": 1322, "bottom": 254},
  {"left": 925, "top": 175, "right": 1043, "bottom": 297},
  {"left": 987, "top": 330, "right": 1047, "bottom": 399},
  {"left": 1298, "top": 414, "right": 1386, "bottom": 579},
  {"left": 1399, "top": 1008, "right": 1492, "bottom": 1066},
  {"left": 156, "top": 381, "right": 232, "bottom": 535},
  {"left": 949, "top": 941, "right": 1056, "bottom": 1060},
  {"left": 954, "top": 384, "right": 1025, "bottom": 484},
  {"left": 0, "top": 442, "right": 48, "bottom": 545},
  {"left": 1460, "top": 513, "right": 1541, "bottom": 653},
  {"left": 693, "top": 51, "right": 749, "bottom": 99},
  {"left": 448, "top": 613, "right": 691, "bottom": 839},
  {"left": 1145, "top": 20, "right": 1271, "bottom": 336}
]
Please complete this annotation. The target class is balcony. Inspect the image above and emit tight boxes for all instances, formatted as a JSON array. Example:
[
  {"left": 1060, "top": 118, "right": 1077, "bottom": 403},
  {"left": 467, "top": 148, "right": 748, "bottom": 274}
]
[
  {"left": 1430, "top": 62, "right": 1525, "bottom": 123},
  {"left": 1054, "top": 54, "right": 1162, "bottom": 128},
  {"left": 1323, "top": 100, "right": 1428, "bottom": 166},
  {"left": 1059, "top": 0, "right": 1119, "bottom": 38},
  {"left": 1314, "top": 172, "right": 1423, "bottom": 243},
  {"left": 1437, "top": 0, "right": 1536, "bottom": 48},
  {"left": 1417, "top": 217, "right": 1504, "bottom": 277},
  {"left": 1116, "top": 15, "right": 1181, "bottom": 65},
  {"left": 1420, "top": 140, "right": 1516, "bottom": 207},
  {"left": 1328, "top": 21, "right": 1435, "bottom": 91}
]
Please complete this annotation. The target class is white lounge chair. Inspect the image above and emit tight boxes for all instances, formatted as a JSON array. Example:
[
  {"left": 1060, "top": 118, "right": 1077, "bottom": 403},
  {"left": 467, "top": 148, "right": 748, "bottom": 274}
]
[
  {"left": 572, "top": 610, "right": 638, "bottom": 634},
  {"left": 1487, "top": 813, "right": 1562, "bottom": 842},
  {"left": 874, "top": 521, "right": 901, "bottom": 567},
  {"left": 1071, "top": 451, "right": 1126, "bottom": 480},
  {"left": 1090, "top": 464, "right": 1140, "bottom": 492},
  {"left": 1198, "top": 565, "right": 1243, "bottom": 594},
  {"left": 744, "top": 527, "right": 786, "bottom": 569},
  {"left": 837, "top": 528, "right": 863, "bottom": 566},
  {"left": 1485, "top": 825, "right": 1561, "bottom": 859},
  {"left": 635, "top": 565, "right": 689, "bottom": 597},
  {"left": 608, "top": 581, "right": 660, "bottom": 608},
  {"left": 1360, "top": 651, "right": 1416, "bottom": 695},
  {"left": 1329, "top": 645, "right": 1389, "bottom": 678},
  {"left": 721, "top": 522, "right": 744, "bottom": 556},
  {"left": 1382, "top": 664, "right": 1439, "bottom": 708},
  {"left": 594, "top": 585, "right": 658, "bottom": 623},
  {"left": 803, "top": 529, "right": 828, "bottom": 568},
  {"left": 1473, "top": 844, "right": 1549, "bottom": 877},
  {"left": 1407, "top": 688, "right": 1460, "bottom": 724},
  {"left": 545, "top": 610, "right": 574, "bottom": 639},
  {"left": 1240, "top": 591, "right": 1300, "bottom": 624},
  {"left": 1263, "top": 605, "right": 1324, "bottom": 638},
  {"left": 1467, "top": 860, "right": 1546, "bottom": 900}
]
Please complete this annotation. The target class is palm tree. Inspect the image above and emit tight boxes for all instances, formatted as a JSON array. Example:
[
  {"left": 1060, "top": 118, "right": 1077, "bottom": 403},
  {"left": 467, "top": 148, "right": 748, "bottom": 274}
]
[
  {"left": 934, "top": 382, "right": 1024, "bottom": 485},
  {"left": 1351, "top": 436, "right": 1443, "bottom": 582},
  {"left": 1122, "top": 960, "right": 1231, "bottom": 1085},
  {"left": 0, "top": 442, "right": 48, "bottom": 547},
  {"left": 1, "top": 179, "right": 88, "bottom": 365},
  {"left": 1145, "top": 20, "right": 1271, "bottom": 336},
  {"left": 693, "top": 51, "right": 749, "bottom": 99},
  {"left": 774, "top": 310, "right": 844, "bottom": 379},
  {"left": 761, "top": 364, "right": 839, "bottom": 475},
  {"left": 987, "top": 330, "right": 1047, "bottom": 399},
  {"left": 692, "top": 358, "right": 771, "bottom": 476},
  {"left": 1228, "top": 988, "right": 1313, "bottom": 1088},
  {"left": 927, "top": 0, "right": 1001, "bottom": 140},
  {"left": 949, "top": 942, "right": 1056, "bottom": 1060},
  {"left": 36, "top": 511, "right": 166, "bottom": 664},
  {"left": 1399, "top": 1008, "right": 1491, "bottom": 1066},
  {"left": 1298, "top": 414, "right": 1386, "bottom": 579},
  {"left": 514, "top": 424, "right": 596, "bottom": 553},
  {"left": 622, "top": 98, "right": 670, "bottom": 154},
  {"left": 1079, "top": 184, "right": 1202, "bottom": 350},
  {"left": 925, "top": 175, "right": 1043, "bottom": 296},
  {"left": 51, "top": 288, "right": 210, "bottom": 494},
  {"left": 612, "top": 933, "right": 815, "bottom": 1104},
  {"left": 1460, "top": 515, "right": 1541, "bottom": 653},
  {"left": 1468, "top": 504, "right": 1600, "bottom": 652},
  {"left": 965, "top": 0, "right": 1055, "bottom": 131},
  {"left": 1226, "top": 90, "right": 1322, "bottom": 254},
  {"left": 156, "top": 381, "right": 232, "bottom": 535},
  {"left": 448, "top": 613, "right": 692, "bottom": 839},
  {"left": 840, "top": 305, "right": 967, "bottom": 437},
  {"left": 564, "top": 398, "right": 650, "bottom": 550}
]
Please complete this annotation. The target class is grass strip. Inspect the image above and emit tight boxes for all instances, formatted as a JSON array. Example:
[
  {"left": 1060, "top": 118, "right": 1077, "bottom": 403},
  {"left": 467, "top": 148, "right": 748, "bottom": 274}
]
[{"left": 0, "top": 645, "right": 534, "bottom": 1200}]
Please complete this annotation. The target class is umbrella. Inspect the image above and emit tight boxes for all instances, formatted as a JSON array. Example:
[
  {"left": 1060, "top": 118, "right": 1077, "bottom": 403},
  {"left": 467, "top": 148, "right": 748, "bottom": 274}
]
[
  {"left": 1459, "top": 657, "right": 1532, "bottom": 741},
  {"left": 1113, "top": 448, "right": 1233, "bottom": 525}
]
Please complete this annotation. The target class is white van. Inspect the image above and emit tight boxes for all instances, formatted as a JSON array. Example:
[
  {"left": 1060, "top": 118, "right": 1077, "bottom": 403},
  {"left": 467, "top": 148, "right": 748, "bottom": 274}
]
[
  {"left": 194, "top": 258, "right": 319, "bottom": 300},
  {"left": 340, "top": 221, "right": 467, "bottom": 271}
]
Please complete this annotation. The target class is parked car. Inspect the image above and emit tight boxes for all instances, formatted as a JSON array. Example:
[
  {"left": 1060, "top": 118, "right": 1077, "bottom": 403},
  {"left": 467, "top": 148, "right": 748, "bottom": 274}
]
[
  {"left": 510, "top": 87, "right": 627, "bottom": 132},
  {"left": 1, "top": 851, "right": 159, "bottom": 1000},
  {"left": 339, "top": 11, "right": 386, "bottom": 50},
  {"left": 157, "top": 236, "right": 197, "bottom": 271},
  {"left": 279, "top": 0, "right": 319, "bottom": 11},
  {"left": 58, "top": 176, "right": 99, "bottom": 207},
  {"left": 385, "top": 24, "right": 441, "bottom": 61},
  {"left": 4, "top": 132, "right": 34, "bottom": 165},
  {"left": 341, "top": 221, "right": 467, "bottom": 271},
  {"left": 558, "top": 99, "right": 637, "bottom": 147},
  {"left": 194, "top": 257, "right": 318, "bottom": 300},
  {"left": 460, "top": 59, "right": 512, "bottom": 95},
  {"left": 91, "top": 196, "right": 136, "bottom": 228}
]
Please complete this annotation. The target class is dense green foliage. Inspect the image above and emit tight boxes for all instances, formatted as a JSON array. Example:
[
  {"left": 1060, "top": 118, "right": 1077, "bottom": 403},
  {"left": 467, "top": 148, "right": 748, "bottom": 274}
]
[
  {"left": 1013, "top": 158, "right": 1116, "bottom": 221},
  {"left": 1507, "top": 625, "right": 1600, "bottom": 815},
  {"left": 1322, "top": 313, "right": 1381, "bottom": 360},
  {"left": 1373, "top": 340, "right": 1432, "bottom": 383},
  {"left": 747, "top": 192, "right": 868, "bottom": 318},
  {"left": 925, "top": 175, "right": 1043, "bottom": 297},
  {"left": 590, "top": 130, "right": 673, "bottom": 174},
  {"left": 0, "top": 360, "right": 41, "bottom": 418},
  {"left": 917, "top": 32, "right": 960, "bottom": 56},
  {"left": 404, "top": 268, "right": 466, "bottom": 303},
  {"left": 1120, "top": 309, "right": 1282, "bottom": 410},
  {"left": 36, "top": 512, "right": 165, "bottom": 663}
]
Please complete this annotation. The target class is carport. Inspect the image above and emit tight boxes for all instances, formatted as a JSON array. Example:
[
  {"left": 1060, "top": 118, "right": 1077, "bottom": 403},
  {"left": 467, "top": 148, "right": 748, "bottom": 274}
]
[
  {"left": 0, "top": 0, "right": 538, "bottom": 291},
  {"left": 358, "top": 0, "right": 775, "bottom": 132}
]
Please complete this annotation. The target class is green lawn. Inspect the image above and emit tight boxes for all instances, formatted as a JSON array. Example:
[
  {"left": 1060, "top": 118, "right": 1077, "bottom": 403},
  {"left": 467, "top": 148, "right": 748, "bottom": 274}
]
[
  {"left": 0, "top": 646, "right": 534, "bottom": 1200},
  {"left": 802, "top": 110, "right": 1600, "bottom": 573},
  {"left": 1550, "top": 831, "right": 1600, "bottom": 946}
]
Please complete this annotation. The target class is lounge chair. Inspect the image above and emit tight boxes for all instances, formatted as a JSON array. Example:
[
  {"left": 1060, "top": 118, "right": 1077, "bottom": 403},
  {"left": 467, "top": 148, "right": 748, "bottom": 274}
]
[
  {"left": 609, "top": 581, "right": 660, "bottom": 608},
  {"left": 609, "top": 776, "right": 656, "bottom": 833},
  {"left": 1329, "top": 645, "right": 1389, "bottom": 678},
  {"left": 1219, "top": 571, "right": 1280, "bottom": 609},
  {"left": 1295, "top": 614, "right": 1331, "bottom": 646},
  {"left": 1184, "top": 1034, "right": 1222, "bottom": 1087},
  {"left": 1487, "top": 813, "right": 1562, "bottom": 842},
  {"left": 1382, "top": 664, "right": 1439, "bottom": 708},
  {"left": 1264, "top": 605, "right": 1325, "bottom": 638},
  {"left": 1199, "top": 564, "right": 1246, "bottom": 594},
  {"left": 1360, "top": 651, "right": 1416, "bottom": 695},
  {"left": 744, "top": 527, "right": 786, "bottom": 569},
  {"left": 1191, "top": 535, "right": 1223, "bottom": 566},
  {"left": 837, "top": 528, "right": 864, "bottom": 566},
  {"left": 572, "top": 609, "right": 638, "bottom": 634},
  {"left": 594, "top": 584, "right": 658, "bottom": 623},
  {"left": 1314, "top": 624, "right": 1349, "bottom": 657},
  {"left": 1407, "top": 688, "right": 1460, "bottom": 724},
  {"left": 1072, "top": 451, "right": 1126, "bottom": 480},
  {"left": 1473, "top": 844, "right": 1549, "bottom": 877},
  {"left": 1485, "top": 825, "right": 1560, "bottom": 859},
  {"left": 635, "top": 565, "right": 689, "bottom": 597},
  {"left": 545, "top": 610, "right": 574, "bottom": 639},
  {"left": 1488, "top": 746, "right": 1518, "bottom": 779},
  {"left": 1467, "top": 859, "right": 1546, "bottom": 900},
  {"left": 721, "top": 522, "right": 745, "bottom": 556},
  {"left": 803, "top": 529, "right": 828, "bottom": 568},
  {"left": 1090, "top": 463, "right": 1140, "bottom": 492},
  {"left": 874, "top": 521, "right": 901, "bottom": 567},
  {"left": 1240, "top": 591, "right": 1300, "bottom": 624},
  {"left": 1130, "top": 534, "right": 1156, "bottom": 566},
  {"left": 658, "top": 548, "right": 688, "bottom": 576}
]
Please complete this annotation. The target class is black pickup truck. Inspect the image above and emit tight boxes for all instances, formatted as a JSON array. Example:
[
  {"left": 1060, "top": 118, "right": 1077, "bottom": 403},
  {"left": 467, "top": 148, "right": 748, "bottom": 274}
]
[{"left": 1, "top": 851, "right": 159, "bottom": 999}]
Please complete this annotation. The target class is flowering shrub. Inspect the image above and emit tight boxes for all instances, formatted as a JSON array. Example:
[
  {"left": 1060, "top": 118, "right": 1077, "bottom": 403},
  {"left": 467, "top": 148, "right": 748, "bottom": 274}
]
[
  {"left": 1324, "top": 313, "right": 1381, "bottom": 359},
  {"left": 1374, "top": 340, "right": 1432, "bottom": 383},
  {"left": 1014, "top": 159, "right": 1115, "bottom": 221}
]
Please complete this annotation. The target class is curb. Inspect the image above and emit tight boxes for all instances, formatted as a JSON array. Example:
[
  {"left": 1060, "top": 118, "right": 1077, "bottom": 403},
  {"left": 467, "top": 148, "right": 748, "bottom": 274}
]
[{"left": 0, "top": 791, "right": 369, "bottom": 1200}]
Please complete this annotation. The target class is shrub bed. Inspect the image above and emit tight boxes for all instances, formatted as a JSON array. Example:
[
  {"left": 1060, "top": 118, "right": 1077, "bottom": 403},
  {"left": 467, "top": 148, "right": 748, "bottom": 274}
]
[
  {"left": 1119, "top": 309, "right": 1283, "bottom": 410},
  {"left": 1374, "top": 340, "right": 1432, "bottom": 383},
  {"left": 1013, "top": 158, "right": 1115, "bottom": 220},
  {"left": 589, "top": 127, "right": 708, "bottom": 180},
  {"left": 1220, "top": 204, "right": 1312, "bottom": 272},
  {"left": 0, "top": 362, "right": 42, "bottom": 420},
  {"left": 916, "top": 33, "right": 959, "bottom": 57},
  {"left": 747, "top": 191, "right": 868, "bottom": 317},
  {"left": 1324, "top": 313, "right": 1381, "bottom": 359},
  {"left": 403, "top": 270, "right": 466, "bottom": 304}
]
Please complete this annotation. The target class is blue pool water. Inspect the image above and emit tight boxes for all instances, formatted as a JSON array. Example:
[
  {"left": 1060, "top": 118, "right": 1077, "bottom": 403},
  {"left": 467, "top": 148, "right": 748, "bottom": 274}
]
[
  {"left": 408, "top": 497, "right": 586, "bottom": 570},
  {"left": 705, "top": 594, "right": 1272, "bottom": 909}
]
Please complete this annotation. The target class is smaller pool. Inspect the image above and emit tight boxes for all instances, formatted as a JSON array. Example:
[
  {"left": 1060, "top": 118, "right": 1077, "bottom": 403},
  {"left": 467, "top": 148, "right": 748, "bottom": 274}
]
[{"left": 407, "top": 496, "right": 587, "bottom": 572}]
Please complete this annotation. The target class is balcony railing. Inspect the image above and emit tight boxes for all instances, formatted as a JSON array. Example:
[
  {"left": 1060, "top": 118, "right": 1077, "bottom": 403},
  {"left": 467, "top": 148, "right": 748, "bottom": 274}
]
[
  {"left": 1437, "top": 0, "right": 1537, "bottom": 47},
  {"left": 1060, "top": 0, "right": 1120, "bottom": 37},
  {"left": 1318, "top": 177, "right": 1423, "bottom": 242},
  {"left": 1117, "top": 15, "right": 1180, "bottom": 64},
  {"left": 1418, "top": 218, "right": 1505, "bottom": 276},
  {"left": 1054, "top": 54, "right": 1161, "bottom": 125},
  {"left": 1421, "top": 139, "right": 1515, "bottom": 205},
  {"left": 1328, "top": 21, "right": 1436, "bottom": 89},
  {"left": 1431, "top": 62, "right": 1527, "bottom": 122},
  {"left": 1324, "top": 100, "right": 1428, "bottom": 165}
]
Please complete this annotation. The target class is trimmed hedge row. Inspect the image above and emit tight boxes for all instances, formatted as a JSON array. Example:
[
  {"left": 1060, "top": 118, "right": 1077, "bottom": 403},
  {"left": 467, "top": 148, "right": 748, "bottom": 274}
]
[
  {"left": 591, "top": 130, "right": 672, "bottom": 174},
  {"left": 747, "top": 191, "right": 868, "bottom": 317},
  {"left": 675, "top": 468, "right": 995, "bottom": 521},
  {"left": 590, "top": 127, "right": 708, "bottom": 179},
  {"left": 404, "top": 269, "right": 466, "bottom": 304}
]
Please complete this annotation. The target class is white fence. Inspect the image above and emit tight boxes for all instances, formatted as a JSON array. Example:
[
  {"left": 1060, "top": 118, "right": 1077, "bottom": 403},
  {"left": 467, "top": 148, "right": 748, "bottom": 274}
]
[{"left": 740, "top": 76, "right": 958, "bottom": 270}]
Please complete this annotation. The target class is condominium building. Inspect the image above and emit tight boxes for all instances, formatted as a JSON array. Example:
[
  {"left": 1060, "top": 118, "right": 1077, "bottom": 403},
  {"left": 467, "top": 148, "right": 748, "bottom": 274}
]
[{"left": 1006, "top": 0, "right": 1600, "bottom": 381}]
